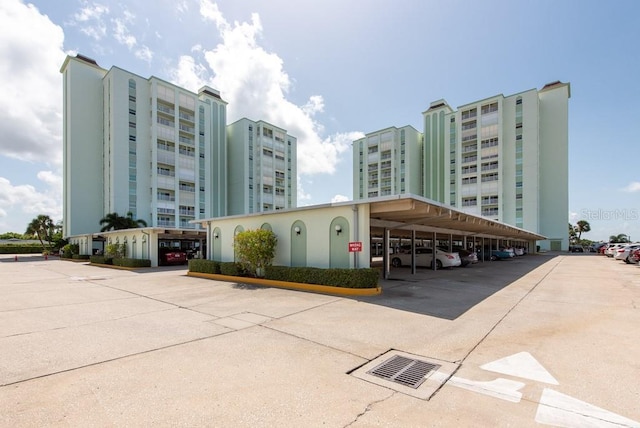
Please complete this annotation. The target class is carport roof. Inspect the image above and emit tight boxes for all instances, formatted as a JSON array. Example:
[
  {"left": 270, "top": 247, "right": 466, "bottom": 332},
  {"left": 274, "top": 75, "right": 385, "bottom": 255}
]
[{"left": 368, "top": 194, "right": 545, "bottom": 241}]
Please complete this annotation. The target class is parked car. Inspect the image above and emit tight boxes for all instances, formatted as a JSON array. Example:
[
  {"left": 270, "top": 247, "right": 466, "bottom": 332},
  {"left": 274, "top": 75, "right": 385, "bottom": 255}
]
[
  {"left": 478, "top": 247, "right": 515, "bottom": 261},
  {"left": 605, "top": 243, "right": 627, "bottom": 258},
  {"left": 630, "top": 248, "right": 640, "bottom": 264},
  {"left": 448, "top": 247, "right": 479, "bottom": 267},
  {"left": 588, "top": 242, "right": 607, "bottom": 253},
  {"left": 613, "top": 244, "right": 640, "bottom": 263},
  {"left": 391, "top": 247, "right": 461, "bottom": 269},
  {"left": 569, "top": 245, "right": 584, "bottom": 253},
  {"left": 159, "top": 249, "right": 188, "bottom": 265},
  {"left": 514, "top": 247, "right": 525, "bottom": 256}
]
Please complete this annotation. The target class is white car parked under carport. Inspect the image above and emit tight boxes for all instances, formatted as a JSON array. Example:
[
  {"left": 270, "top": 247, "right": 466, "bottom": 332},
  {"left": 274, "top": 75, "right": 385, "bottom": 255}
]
[{"left": 391, "top": 247, "right": 461, "bottom": 269}]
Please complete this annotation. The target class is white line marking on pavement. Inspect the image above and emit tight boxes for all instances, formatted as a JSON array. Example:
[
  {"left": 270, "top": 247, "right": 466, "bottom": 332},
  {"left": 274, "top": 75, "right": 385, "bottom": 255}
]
[
  {"left": 431, "top": 371, "right": 524, "bottom": 403},
  {"left": 535, "top": 388, "right": 640, "bottom": 427},
  {"left": 481, "top": 351, "right": 559, "bottom": 385}
]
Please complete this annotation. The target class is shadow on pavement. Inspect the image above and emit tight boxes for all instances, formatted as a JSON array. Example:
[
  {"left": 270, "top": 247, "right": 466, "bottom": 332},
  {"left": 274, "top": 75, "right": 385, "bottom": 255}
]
[{"left": 353, "top": 253, "right": 561, "bottom": 320}]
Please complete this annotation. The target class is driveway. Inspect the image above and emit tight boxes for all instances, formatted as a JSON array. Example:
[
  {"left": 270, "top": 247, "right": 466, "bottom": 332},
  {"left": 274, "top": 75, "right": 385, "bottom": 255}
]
[{"left": 0, "top": 254, "right": 639, "bottom": 427}]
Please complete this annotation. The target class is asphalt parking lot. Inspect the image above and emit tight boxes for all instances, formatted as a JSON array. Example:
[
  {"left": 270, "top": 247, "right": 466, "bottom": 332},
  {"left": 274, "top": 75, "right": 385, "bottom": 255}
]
[{"left": 1, "top": 253, "right": 639, "bottom": 427}]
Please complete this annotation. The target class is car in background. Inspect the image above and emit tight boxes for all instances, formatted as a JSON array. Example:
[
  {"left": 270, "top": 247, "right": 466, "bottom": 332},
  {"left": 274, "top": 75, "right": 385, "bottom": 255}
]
[
  {"left": 391, "top": 247, "right": 461, "bottom": 269},
  {"left": 478, "top": 248, "right": 515, "bottom": 261},
  {"left": 447, "top": 247, "right": 479, "bottom": 267},
  {"left": 630, "top": 248, "right": 640, "bottom": 264},
  {"left": 588, "top": 242, "right": 607, "bottom": 253},
  {"left": 613, "top": 244, "right": 640, "bottom": 263},
  {"left": 159, "top": 248, "right": 188, "bottom": 265},
  {"left": 514, "top": 247, "right": 525, "bottom": 256},
  {"left": 569, "top": 245, "right": 584, "bottom": 253},
  {"left": 605, "top": 243, "right": 627, "bottom": 258}
]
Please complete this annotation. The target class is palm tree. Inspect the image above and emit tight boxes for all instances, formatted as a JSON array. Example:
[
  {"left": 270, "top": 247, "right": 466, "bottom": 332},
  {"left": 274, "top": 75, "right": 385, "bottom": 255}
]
[
  {"left": 100, "top": 212, "right": 147, "bottom": 232},
  {"left": 25, "top": 215, "right": 55, "bottom": 251},
  {"left": 568, "top": 223, "right": 577, "bottom": 244},
  {"left": 124, "top": 211, "right": 147, "bottom": 228},
  {"left": 609, "top": 233, "right": 629, "bottom": 243},
  {"left": 574, "top": 220, "right": 591, "bottom": 241}
]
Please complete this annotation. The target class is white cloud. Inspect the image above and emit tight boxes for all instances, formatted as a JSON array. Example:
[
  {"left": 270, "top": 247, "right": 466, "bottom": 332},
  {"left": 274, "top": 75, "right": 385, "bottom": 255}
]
[
  {"left": 0, "top": 174, "right": 62, "bottom": 224},
  {"left": 0, "top": 0, "right": 65, "bottom": 165},
  {"left": 621, "top": 181, "right": 640, "bottom": 192},
  {"left": 69, "top": 1, "right": 109, "bottom": 40},
  {"left": 170, "top": 1, "right": 362, "bottom": 179},
  {"left": 135, "top": 45, "right": 153, "bottom": 62},
  {"left": 331, "top": 194, "right": 350, "bottom": 203},
  {"left": 113, "top": 17, "right": 137, "bottom": 49}
]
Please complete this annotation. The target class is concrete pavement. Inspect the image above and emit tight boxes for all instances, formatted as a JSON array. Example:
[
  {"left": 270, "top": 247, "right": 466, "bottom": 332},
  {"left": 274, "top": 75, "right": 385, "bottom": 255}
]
[{"left": 0, "top": 254, "right": 638, "bottom": 427}]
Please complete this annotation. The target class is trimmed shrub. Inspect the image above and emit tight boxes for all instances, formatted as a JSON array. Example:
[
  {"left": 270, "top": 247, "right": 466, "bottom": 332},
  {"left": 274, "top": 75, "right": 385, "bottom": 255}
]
[
  {"left": 62, "top": 243, "right": 80, "bottom": 258},
  {"left": 90, "top": 255, "right": 113, "bottom": 265},
  {"left": 189, "top": 259, "right": 221, "bottom": 274},
  {"left": 265, "top": 266, "right": 379, "bottom": 289},
  {"left": 233, "top": 229, "right": 277, "bottom": 277},
  {"left": 72, "top": 254, "right": 90, "bottom": 260},
  {"left": 219, "top": 261, "right": 245, "bottom": 276},
  {"left": 0, "top": 245, "right": 43, "bottom": 254},
  {"left": 113, "top": 258, "right": 151, "bottom": 268}
]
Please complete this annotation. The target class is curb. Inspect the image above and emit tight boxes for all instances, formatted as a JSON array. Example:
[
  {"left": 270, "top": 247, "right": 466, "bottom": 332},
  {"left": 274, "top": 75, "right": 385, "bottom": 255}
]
[{"left": 187, "top": 272, "right": 382, "bottom": 296}]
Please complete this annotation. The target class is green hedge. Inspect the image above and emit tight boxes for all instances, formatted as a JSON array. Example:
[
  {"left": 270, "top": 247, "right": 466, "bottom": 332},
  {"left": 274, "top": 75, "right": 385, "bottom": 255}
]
[
  {"left": 0, "top": 245, "right": 44, "bottom": 254},
  {"left": 90, "top": 255, "right": 113, "bottom": 265},
  {"left": 188, "top": 260, "right": 379, "bottom": 289},
  {"left": 265, "top": 266, "right": 379, "bottom": 289},
  {"left": 188, "top": 259, "right": 221, "bottom": 274},
  {"left": 113, "top": 258, "right": 151, "bottom": 268},
  {"left": 220, "top": 261, "right": 245, "bottom": 276},
  {"left": 72, "top": 254, "right": 90, "bottom": 260}
]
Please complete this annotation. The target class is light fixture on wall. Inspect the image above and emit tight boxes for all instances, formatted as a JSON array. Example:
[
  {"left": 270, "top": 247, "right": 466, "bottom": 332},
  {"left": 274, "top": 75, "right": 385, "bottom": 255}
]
[
  {"left": 213, "top": 232, "right": 219, "bottom": 239},
  {"left": 335, "top": 225, "right": 342, "bottom": 235},
  {"left": 294, "top": 226, "right": 301, "bottom": 235}
]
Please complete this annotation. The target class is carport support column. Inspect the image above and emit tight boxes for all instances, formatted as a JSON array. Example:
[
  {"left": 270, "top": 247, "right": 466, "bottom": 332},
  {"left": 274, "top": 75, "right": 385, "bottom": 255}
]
[
  {"left": 383, "top": 228, "right": 390, "bottom": 280},
  {"left": 411, "top": 229, "right": 416, "bottom": 275},
  {"left": 432, "top": 231, "right": 437, "bottom": 271}
]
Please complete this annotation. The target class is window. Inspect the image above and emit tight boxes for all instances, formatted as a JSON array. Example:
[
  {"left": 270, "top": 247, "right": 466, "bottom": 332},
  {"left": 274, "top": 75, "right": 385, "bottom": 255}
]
[
  {"left": 481, "top": 195, "right": 499, "bottom": 205},
  {"left": 462, "top": 176, "right": 477, "bottom": 184},
  {"left": 482, "top": 173, "right": 499, "bottom": 182},
  {"left": 481, "top": 102, "right": 498, "bottom": 114},
  {"left": 481, "top": 137, "right": 499, "bottom": 148},
  {"left": 462, "top": 197, "right": 477, "bottom": 207}
]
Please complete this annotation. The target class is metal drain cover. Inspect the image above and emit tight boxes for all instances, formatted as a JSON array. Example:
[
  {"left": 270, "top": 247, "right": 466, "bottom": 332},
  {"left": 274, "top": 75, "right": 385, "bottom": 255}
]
[
  {"left": 368, "top": 355, "right": 440, "bottom": 389},
  {"left": 351, "top": 350, "right": 458, "bottom": 400}
]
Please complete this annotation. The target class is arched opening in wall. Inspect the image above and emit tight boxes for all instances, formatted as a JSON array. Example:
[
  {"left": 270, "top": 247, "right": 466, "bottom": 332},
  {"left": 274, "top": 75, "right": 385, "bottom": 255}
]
[
  {"left": 291, "top": 220, "right": 307, "bottom": 267},
  {"left": 330, "top": 216, "right": 350, "bottom": 268}
]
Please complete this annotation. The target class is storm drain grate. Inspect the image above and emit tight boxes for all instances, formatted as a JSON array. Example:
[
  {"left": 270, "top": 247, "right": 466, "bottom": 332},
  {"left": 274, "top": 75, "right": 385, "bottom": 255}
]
[{"left": 367, "top": 355, "right": 441, "bottom": 389}]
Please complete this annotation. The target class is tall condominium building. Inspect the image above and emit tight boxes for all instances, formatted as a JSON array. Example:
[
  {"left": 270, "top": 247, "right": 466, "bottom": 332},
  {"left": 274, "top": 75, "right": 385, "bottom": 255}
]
[
  {"left": 352, "top": 126, "right": 422, "bottom": 200},
  {"left": 227, "top": 118, "right": 297, "bottom": 215},
  {"left": 61, "top": 54, "right": 227, "bottom": 237},
  {"left": 354, "top": 81, "right": 570, "bottom": 251}
]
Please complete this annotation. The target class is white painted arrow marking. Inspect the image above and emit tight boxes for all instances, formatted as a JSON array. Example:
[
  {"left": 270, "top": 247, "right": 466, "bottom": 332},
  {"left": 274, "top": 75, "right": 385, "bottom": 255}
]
[
  {"left": 481, "top": 351, "right": 559, "bottom": 385},
  {"left": 431, "top": 371, "right": 524, "bottom": 403},
  {"left": 535, "top": 388, "right": 640, "bottom": 427}
]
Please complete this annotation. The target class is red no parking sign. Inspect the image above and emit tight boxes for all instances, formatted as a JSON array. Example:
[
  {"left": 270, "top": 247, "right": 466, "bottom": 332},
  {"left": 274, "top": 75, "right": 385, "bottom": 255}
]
[{"left": 348, "top": 242, "right": 363, "bottom": 252}]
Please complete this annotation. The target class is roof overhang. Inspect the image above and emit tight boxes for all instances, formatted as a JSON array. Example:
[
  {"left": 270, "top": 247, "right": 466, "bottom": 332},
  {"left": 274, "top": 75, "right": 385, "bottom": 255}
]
[{"left": 368, "top": 195, "right": 545, "bottom": 241}]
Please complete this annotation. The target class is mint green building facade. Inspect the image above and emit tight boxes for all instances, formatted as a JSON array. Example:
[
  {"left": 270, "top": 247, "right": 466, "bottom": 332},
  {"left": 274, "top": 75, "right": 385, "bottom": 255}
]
[
  {"left": 61, "top": 54, "right": 228, "bottom": 237},
  {"left": 352, "top": 126, "right": 422, "bottom": 200},
  {"left": 354, "top": 82, "right": 571, "bottom": 251},
  {"left": 227, "top": 118, "right": 297, "bottom": 215}
]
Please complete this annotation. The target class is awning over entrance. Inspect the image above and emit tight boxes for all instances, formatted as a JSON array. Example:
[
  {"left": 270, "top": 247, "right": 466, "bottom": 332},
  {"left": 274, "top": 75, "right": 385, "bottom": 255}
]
[{"left": 368, "top": 195, "right": 545, "bottom": 241}]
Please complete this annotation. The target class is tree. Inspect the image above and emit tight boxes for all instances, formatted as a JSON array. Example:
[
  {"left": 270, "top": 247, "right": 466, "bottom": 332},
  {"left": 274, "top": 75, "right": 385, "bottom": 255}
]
[
  {"left": 233, "top": 229, "right": 277, "bottom": 277},
  {"left": 609, "top": 234, "right": 629, "bottom": 243},
  {"left": 0, "top": 232, "right": 24, "bottom": 239},
  {"left": 568, "top": 223, "right": 577, "bottom": 244},
  {"left": 574, "top": 220, "right": 591, "bottom": 241},
  {"left": 100, "top": 212, "right": 147, "bottom": 232},
  {"left": 25, "top": 215, "right": 55, "bottom": 252}
]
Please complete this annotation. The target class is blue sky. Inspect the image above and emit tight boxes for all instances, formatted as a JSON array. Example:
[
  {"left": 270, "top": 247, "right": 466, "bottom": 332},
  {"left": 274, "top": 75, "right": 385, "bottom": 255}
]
[{"left": 1, "top": 0, "right": 639, "bottom": 242}]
